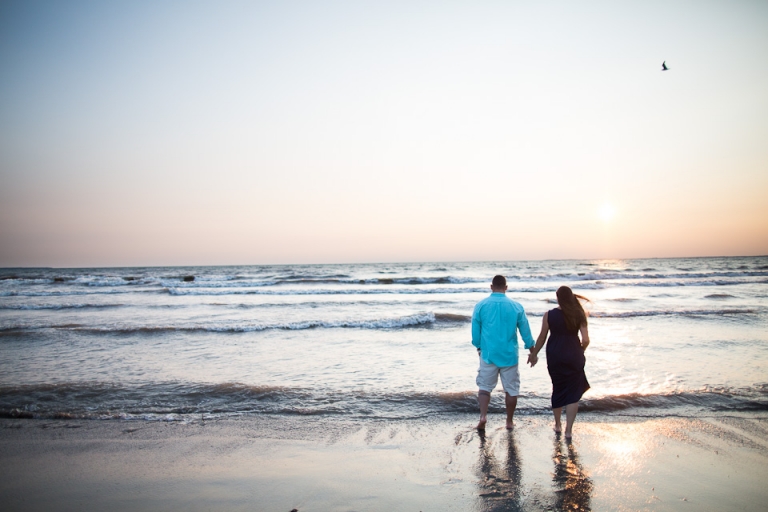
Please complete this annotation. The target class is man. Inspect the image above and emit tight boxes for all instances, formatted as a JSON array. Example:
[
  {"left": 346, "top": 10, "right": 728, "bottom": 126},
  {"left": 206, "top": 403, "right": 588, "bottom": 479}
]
[{"left": 472, "top": 275, "right": 535, "bottom": 430}]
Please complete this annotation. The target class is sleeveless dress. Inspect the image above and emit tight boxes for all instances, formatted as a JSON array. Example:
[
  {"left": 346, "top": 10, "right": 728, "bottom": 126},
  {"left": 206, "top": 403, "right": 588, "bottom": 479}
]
[{"left": 546, "top": 308, "right": 590, "bottom": 408}]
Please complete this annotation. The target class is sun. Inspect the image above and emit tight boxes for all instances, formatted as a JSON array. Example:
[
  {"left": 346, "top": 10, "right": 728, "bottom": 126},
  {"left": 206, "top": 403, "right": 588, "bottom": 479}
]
[{"left": 598, "top": 204, "right": 616, "bottom": 222}]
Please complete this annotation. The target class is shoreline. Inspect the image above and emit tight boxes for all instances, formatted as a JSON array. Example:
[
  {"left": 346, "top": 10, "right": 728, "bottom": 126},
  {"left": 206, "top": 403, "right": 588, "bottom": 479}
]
[{"left": 1, "top": 413, "right": 767, "bottom": 511}]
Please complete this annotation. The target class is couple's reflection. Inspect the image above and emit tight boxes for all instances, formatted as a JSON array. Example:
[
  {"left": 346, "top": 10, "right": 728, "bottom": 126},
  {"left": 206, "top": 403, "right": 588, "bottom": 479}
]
[
  {"left": 476, "top": 429, "right": 523, "bottom": 511},
  {"left": 475, "top": 430, "right": 592, "bottom": 512},
  {"left": 551, "top": 436, "right": 593, "bottom": 511}
]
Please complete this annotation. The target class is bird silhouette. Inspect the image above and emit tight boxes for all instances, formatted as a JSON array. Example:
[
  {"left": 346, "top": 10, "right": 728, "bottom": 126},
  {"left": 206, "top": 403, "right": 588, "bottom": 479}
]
[{"left": 662, "top": 61, "right": 669, "bottom": 71}]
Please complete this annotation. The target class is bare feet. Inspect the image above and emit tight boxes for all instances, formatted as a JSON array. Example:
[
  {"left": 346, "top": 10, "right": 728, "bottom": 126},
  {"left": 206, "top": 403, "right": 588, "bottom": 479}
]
[
  {"left": 564, "top": 432, "right": 573, "bottom": 441},
  {"left": 477, "top": 417, "right": 487, "bottom": 430},
  {"left": 506, "top": 422, "right": 514, "bottom": 430},
  {"left": 553, "top": 427, "right": 562, "bottom": 434}
]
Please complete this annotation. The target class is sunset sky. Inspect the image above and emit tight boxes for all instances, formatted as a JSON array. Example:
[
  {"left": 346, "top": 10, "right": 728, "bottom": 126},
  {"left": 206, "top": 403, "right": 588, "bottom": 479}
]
[{"left": 1, "top": 0, "right": 767, "bottom": 267}]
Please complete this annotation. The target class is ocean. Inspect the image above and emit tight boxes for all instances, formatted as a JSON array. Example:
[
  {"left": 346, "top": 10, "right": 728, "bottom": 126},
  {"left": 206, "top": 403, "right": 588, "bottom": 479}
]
[{"left": 1, "top": 256, "right": 766, "bottom": 422}]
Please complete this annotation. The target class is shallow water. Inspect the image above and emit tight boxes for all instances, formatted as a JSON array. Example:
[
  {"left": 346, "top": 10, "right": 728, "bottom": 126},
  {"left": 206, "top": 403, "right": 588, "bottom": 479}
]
[{"left": 1, "top": 256, "right": 766, "bottom": 420}]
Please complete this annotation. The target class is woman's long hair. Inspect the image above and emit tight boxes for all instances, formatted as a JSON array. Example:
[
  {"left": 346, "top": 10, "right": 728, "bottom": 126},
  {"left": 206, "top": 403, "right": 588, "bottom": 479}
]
[{"left": 556, "top": 286, "right": 589, "bottom": 333}]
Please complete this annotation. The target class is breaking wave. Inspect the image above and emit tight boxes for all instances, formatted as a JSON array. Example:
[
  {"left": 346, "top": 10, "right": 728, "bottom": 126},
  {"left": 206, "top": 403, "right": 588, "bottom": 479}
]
[{"left": 1, "top": 382, "right": 765, "bottom": 421}]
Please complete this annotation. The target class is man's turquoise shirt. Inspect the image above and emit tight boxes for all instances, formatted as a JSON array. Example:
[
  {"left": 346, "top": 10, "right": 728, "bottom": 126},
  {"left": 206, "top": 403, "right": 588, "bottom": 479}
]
[{"left": 471, "top": 292, "right": 535, "bottom": 367}]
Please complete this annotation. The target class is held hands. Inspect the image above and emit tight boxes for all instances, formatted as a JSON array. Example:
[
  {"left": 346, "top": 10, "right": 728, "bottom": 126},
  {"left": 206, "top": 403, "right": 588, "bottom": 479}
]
[{"left": 476, "top": 345, "right": 538, "bottom": 366}]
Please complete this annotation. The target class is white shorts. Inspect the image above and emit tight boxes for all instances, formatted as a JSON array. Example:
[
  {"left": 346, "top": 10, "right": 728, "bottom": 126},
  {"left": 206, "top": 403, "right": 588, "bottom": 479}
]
[{"left": 476, "top": 356, "right": 520, "bottom": 396}]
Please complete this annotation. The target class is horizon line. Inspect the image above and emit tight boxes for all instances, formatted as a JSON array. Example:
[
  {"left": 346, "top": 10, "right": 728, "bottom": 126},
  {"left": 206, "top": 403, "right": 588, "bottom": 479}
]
[{"left": 2, "top": 253, "right": 767, "bottom": 271}]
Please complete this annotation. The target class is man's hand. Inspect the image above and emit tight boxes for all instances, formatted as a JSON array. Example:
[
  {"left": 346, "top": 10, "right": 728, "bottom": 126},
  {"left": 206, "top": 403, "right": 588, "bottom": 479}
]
[{"left": 527, "top": 352, "right": 538, "bottom": 367}]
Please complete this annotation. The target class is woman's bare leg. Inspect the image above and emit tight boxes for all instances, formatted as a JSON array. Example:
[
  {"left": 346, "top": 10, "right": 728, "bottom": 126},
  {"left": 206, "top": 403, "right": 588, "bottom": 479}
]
[
  {"left": 564, "top": 402, "right": 579, "bottom": 439},
  {"left": 553, "top": 407, "right": 562, "bottom": 433}
]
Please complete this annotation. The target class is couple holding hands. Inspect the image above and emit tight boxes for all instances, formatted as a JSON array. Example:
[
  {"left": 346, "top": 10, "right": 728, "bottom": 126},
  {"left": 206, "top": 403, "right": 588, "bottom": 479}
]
[{"left": 472, "top": 275, "right": 590, "bottom": 439}]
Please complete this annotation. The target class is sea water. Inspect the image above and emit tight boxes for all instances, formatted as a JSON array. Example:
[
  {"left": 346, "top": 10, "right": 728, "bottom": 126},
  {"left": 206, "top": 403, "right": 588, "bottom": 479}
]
[{"left": 0, "top": 257, "right": 766, "bottom": 421}]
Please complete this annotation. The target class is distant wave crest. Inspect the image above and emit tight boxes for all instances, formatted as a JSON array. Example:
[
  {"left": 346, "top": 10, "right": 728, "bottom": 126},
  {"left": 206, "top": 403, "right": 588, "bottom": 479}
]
[
  {"left": 0, "top": 303, "right": 124, "bottom": 310},
  {"left": 0, "top": 312, "right": 471, "bottom": 334},
  {"left": 589, "top": 308, "right": 758, "bottom": 318}
]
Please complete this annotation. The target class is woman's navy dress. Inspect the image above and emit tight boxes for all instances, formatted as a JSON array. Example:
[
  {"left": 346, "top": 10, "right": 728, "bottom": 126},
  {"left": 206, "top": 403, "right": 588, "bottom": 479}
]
[{"left": 546, "top": 308, "right": 590, "bottom": 408}]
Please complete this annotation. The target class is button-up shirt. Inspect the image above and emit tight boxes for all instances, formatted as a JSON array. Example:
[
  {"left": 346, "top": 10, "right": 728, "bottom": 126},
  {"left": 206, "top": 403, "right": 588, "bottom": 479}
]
[{"left": 471, "top": 292, "right": 535, "bottom": 367}]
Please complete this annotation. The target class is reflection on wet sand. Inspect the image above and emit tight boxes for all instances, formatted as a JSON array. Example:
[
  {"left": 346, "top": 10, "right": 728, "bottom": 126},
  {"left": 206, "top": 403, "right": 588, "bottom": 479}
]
[
  {"left": 551, "top": 436, "right": 593, "bottom": 511},
  {"left": 476, "top": 429, "right": 523, "bottom": 511},
  {"left": 474, "top": 430, "right": 594, "bottom": 511}
]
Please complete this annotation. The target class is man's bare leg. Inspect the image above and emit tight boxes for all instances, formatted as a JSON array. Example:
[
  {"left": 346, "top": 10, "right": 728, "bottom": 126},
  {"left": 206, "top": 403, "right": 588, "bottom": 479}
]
[
  {"left": 553, "top": 407, "right": 562, "bottom": 433},
  {"left": 477, "top": 390, "right": 491, "bottom": 430},
  {"left": 505, "top": 393, "right": 517, "bottom": 429}
]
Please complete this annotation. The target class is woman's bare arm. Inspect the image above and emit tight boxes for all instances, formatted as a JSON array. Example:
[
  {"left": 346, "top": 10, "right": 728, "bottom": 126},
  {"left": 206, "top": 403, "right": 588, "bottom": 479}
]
[
  {"left": 579, "top": 323, "right": 590, "bottom": 351},
  {"left": 528, "top": 311, "right": 549, "bottom": 366}
]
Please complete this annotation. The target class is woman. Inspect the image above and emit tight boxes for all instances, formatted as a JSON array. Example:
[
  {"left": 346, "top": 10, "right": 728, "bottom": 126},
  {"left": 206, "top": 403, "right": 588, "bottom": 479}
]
[{"left": 529, "top": 286, "right": 590, "bottom": 440}]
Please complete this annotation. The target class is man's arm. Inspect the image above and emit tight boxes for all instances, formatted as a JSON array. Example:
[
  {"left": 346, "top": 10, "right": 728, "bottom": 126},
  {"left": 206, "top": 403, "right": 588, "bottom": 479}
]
[
  {"left": 517, "top": 308, "right": 535, "bottom": 350},
  {"left": 471, "top": 305, "right": 482, "bottom": 351}
]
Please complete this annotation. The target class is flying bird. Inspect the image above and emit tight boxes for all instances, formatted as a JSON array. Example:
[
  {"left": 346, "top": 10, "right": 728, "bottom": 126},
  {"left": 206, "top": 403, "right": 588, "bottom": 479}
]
[{"left": 662, "top": 61, "right": 669, "bottom": 71}]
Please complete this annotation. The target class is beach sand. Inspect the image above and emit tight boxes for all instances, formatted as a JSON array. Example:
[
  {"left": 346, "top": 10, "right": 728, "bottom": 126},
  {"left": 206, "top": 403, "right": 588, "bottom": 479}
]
[{"left": 1, "top": 413, "right": 767, "bottom": 511}]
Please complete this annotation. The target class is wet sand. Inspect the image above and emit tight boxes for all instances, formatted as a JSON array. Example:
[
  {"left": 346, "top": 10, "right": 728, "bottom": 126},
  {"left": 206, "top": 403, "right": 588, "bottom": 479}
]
[{"left": 1, "top": 413, "right": 767, "bottom": 511}]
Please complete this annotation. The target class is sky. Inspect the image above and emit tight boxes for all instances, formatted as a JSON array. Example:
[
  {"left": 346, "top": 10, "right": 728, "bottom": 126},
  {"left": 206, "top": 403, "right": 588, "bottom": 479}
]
[{"left": 1, "top": 0, "right": 767, "bottom": 267}]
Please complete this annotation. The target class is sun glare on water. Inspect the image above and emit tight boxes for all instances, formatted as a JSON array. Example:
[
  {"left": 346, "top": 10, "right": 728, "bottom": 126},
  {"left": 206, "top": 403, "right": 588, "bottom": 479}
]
[{"left": 598, "top": 204, "right": 616, "bottom": 223}]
